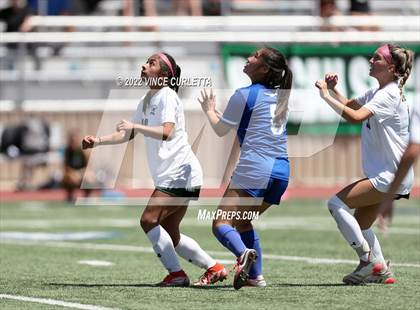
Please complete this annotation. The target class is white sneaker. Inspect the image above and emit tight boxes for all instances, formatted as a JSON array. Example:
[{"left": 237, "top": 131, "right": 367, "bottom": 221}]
[
  {"left": 246, "top": 275, "right": 267, "bottom": 287},
  {"left": 343, "top": 259, "right": 384, "bottom": 285},
  {"left": 365, "top": 261, "right": 396, "bottom": 284},
  {"left": 233, "top": 249, "right": 257, "bottom": 290}
]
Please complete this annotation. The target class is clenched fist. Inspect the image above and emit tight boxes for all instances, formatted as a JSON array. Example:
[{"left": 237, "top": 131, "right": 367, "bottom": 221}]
[{"left": 82, "top": 135, "right": 99, "bottom": 149}]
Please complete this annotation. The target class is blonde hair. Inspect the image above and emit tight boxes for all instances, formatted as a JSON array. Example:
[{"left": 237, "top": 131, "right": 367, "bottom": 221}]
[{"left": 388, "top": 44, "right": 415, "bottom": 101}]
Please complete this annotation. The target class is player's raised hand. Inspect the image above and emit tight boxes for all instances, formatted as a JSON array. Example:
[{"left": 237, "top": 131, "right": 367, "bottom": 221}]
[
  {"left": 315, "top": 79, "right": 329, "bottom": 99},
  {"left": 82, "top": 135, "right": 98, "bottom": 149},
  {"left": 116, "top": 119, "right": 134, "bottom": 133},
  {"left": 325, "top": 73, "right": 338, "bottom": 89},
  {"left": 198, "top": 88, "right": 216, "bottom": 113}
]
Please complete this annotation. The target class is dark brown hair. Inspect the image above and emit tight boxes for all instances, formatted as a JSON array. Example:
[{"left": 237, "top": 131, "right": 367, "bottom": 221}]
[
  {"left": 159, "top": 52, "right": 181, "bottom": 93},
  {"left": 260, "top": 47, "right": 293, "bottom": 126}
]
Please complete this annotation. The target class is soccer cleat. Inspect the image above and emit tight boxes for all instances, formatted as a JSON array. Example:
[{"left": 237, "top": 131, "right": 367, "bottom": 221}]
[
  {"left": 233, "top": 249, "right": 257, "bottom": 290},
  {"left": 343, "top": 259, "right": 384, "bottom": 285},
  {"left": 193, "top": 262, "right": 228, "bottom": 286},
  {"left": 365, "top": 261, "right": 396, "bottom": 284},
  {"left": 156, "top": 270, "right": 190, "bottom": 287},
  {"left": 246, "top": 275, "right": 267, "bottom": 287}
]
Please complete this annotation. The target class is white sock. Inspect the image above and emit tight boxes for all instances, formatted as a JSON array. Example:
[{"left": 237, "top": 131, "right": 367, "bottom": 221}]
[
  {"left": 175, "top": 234, "right": 216, "bottom": 270},
  {"left": 362, "top": 229, "right": 385, "bottom": 264},
  {"left": 328, "top": 196, "right": 370, "bottom": 261},
  {"left": 146, "top": 225, "right": 181, "bottom": 273}
]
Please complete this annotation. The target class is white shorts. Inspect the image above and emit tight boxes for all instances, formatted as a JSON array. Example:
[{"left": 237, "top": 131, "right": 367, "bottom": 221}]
[{"left": 368, "top": 172, "right": 412, "bottom": 195}]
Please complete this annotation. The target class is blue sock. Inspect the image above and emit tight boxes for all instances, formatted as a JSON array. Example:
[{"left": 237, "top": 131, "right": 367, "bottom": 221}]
[
  {"left": 214, "top": 224, "right": 246, "bottom": 257},
  {"left": 240, "top": 229, "right": 262, "bottom": 279}
]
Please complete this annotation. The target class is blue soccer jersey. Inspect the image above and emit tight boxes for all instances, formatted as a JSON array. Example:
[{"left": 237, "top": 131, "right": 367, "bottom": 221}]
[{"left": 220, "top": 83, "right": 290, "bottom": 193}]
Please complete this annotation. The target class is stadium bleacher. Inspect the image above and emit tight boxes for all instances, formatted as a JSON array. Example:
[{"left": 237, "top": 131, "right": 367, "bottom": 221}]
[{"left": 0, "top": 0, "right": 419, "bottom": 190}]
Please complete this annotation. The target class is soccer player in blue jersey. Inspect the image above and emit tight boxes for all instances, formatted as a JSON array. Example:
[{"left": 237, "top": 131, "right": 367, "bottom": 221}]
[{"left": 198, "top": 47, "right": 293, "bottom": 289}]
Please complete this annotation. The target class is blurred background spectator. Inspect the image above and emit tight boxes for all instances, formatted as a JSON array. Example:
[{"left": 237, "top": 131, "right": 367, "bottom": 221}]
[
  {"left": 349, "top": 0, "right": 379, "bottom": 31},
  {"left": 72, "top": 0, "right": 104, "bottom": 15},
  {"left": 172, "top": 0, "right": 202, "bottom": 16},
  {"left": 0, "top": 0, "right": 33, "bottom": 32},
  {"left": 0, "top": 0, "right": 38, "bottom": 69},
  {"left": 123, "top": 0, "right": 158, "bottom": 31},
  {"left": 0, "top": 116, "right": 50, "bottom": 191},
  {"left": 27, "top": 0, "right": 71, "bottom": 16},
  {"left": 27, "top": 0, "right": 75, "bottom": 56},
  {"left": 123, "top": 0, "right": 158, "bottom": 18},
  {"left": 319, "top": 0, "right": 346, "bottom": 31},
  {"left": 349, "top": 0, "right": 371, "bottom": 15},
  {"left": 62, "top": 131, "right": 93, "bottom": 203},
  {"left": 202, "top": 0, "right": 221, "bottom": 15}
]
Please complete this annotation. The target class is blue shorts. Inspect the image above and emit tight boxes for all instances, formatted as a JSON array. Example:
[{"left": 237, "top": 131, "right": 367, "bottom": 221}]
[{"left": 238, "top": 178, "right": 288, "bottom": 205}]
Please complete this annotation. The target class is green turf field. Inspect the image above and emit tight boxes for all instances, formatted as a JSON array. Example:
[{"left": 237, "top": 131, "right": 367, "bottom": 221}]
[{"left": 1, "top": 199, "right": 419, "bottom": 310}]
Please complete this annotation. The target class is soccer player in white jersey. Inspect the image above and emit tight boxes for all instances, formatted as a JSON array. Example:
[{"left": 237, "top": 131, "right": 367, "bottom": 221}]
[
  {"left": 315, "top": 44, "right": 414, "bottom": 285},
  {"left": 82, "top": 53, "right": 227, "bottom": 286},
  {"left": 379, "top": 100, "right": 420, "bottom": 227}
]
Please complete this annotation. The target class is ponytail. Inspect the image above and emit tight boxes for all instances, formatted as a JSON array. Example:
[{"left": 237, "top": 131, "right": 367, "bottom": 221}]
[
  {"left": 388, "top": 44, "right": 415, "bottom": 102},
  {"left": 170, "top": 64, "right": 181, "bottom": 93},
  {"left": 260, "top": 47, "right": 293, "bottom": 126},
  {"left": 273, "top": 67, "right": 293, "bottom": 126}
]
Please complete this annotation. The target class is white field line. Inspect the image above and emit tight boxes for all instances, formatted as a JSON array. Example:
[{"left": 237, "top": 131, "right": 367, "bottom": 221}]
[
  {"left": 78, "top": 260, "right": 114, "bottom": 267},
  {"left": 0, "top": 294, "right": 120, "bottom": 310},
  {"left": 1, "top": 217, "right": 419, "bottom": 235},
  {"left": 1, "top": 239, "right": 419, "bottom": 268}
]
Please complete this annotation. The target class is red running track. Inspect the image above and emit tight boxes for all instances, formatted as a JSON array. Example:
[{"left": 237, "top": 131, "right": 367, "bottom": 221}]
[{"left": 1, "top": 186, "right": 419, "bottom": 202}]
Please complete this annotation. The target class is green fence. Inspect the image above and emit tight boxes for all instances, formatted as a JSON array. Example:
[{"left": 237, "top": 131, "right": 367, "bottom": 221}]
[{"left": 221, "top": 43, "right": 420, "bottom": 136}]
